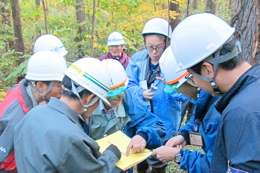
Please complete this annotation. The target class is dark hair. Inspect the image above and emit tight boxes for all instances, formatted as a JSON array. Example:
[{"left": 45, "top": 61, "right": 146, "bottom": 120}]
[
  {"left": 191, "top": 37, "right": 244, "bottom": 74},
  {"left": 62, "top": 75, "right": 91, "bottom": 100},
  {"left": 143, "top": 34, "right": 168, "bottom": 45}
]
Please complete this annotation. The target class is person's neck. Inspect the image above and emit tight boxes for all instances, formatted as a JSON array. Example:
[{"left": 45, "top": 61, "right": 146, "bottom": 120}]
[
  {"left": 216, "top": 61, "right": 252, "bottom": 93},
  {"left": 31, "top": 86, "right": 44, "bottom": 104},
  {"left": 104, "top": 102, "right": 113, "bottom": 111},
  {"left": 60, "top": 96, "right": 83, "bottom": 115},
  {"left": 150, "top": 59, "right": 159, "bottom": 65}
]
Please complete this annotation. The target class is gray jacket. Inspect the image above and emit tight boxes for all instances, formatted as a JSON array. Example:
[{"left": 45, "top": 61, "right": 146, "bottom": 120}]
[{"left": 14, "top": 97, "right": 119, "bottom": 173}]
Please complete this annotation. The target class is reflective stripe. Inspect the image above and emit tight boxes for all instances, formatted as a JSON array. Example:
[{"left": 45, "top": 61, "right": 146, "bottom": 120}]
[
  {"left": 109, "top": 78, "right": 127, "bottom": 89},
  {"left": 166, "top": 71, "right": 190, "bottom": 84},
  {"left": 70, "top": 64, "right": 109, "bottom": 92}
]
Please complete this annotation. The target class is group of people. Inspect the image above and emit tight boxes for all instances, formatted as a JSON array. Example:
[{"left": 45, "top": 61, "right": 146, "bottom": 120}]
[{"left": 0, "top": 12, "right": 259, "bottom": 173}]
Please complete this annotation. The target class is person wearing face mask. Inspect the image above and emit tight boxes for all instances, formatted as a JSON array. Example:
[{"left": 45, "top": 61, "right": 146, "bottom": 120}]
[
  {"left": 88, "top": 59, "right": 166, "bottom": 172},
  {"left": 0, "top": 51, "right": 67, "bottom": 173},
  {"left": 99, "top": 31, "right": 130, "bottom": 69},
  {"left": 13, "top": 58, "right": 121, "bottom": 173},
  {"left": 126, "top": 18, "right": 187, "bottom": 173},
  {"left": 151, "top": 46, "right": 222, "bottom": 173}
]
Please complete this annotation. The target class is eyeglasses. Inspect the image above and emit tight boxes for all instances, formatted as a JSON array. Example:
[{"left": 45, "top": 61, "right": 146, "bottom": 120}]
[{"left": 146, "top": 46, "right": 165, "bottom": 52}]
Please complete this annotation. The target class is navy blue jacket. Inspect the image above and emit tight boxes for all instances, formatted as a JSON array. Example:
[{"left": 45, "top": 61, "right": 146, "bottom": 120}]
[
  {"left": 179, "top": 90, "right": 221, "bottom": 172},
  {"left": 211, "top": 65, "right": 260, "bottom": 172}
]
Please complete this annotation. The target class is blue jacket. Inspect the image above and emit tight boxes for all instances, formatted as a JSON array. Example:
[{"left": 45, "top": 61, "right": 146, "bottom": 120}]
[
  {"left": 178, "top": 90, "right": 221, "bottom": 173},
  {"left": 0, "top": 79, "right": 33, "bottom": 172},
  {"left": 89, "top": 90, "right": 166, "bottom": 149},
  {"left": 211, "top": 65, "right": 260, "bottom": 172},
  {"left": 126, "top": 49, "right": 187, "bottom": 141}
]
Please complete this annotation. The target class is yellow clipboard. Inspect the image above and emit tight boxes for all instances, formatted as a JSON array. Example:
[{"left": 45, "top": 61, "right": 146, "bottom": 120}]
[{"left": 96, "top": 131, "right": 152, "bottom": 171}]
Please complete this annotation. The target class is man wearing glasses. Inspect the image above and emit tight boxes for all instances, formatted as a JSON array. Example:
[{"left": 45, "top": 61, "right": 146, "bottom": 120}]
[{"left": 125, "top": 17, "right": 188, "bottom": 173}]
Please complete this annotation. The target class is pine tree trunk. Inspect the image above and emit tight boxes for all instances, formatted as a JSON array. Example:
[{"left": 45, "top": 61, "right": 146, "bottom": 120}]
[
  {"left": 10, "top": 0, "right": 24, "bottom": 59},
  {"left": 75, "top": 0, "right": 86, "bottom": 58},
  {"left": 231, "top": 0, "right": 260, "bottom": 64}
]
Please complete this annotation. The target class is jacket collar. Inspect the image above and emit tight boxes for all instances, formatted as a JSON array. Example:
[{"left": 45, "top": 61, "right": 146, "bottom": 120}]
[{"left": 216, "top": 65, "right": 260, "bottom": 113}]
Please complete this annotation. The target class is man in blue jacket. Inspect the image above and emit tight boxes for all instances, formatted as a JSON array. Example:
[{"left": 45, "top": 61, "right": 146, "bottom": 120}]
[
  {"left": 126, "top": 17, "right": 187, "bottom": 173},
  {"left": 152, "top": 46, "right": 222, "bottom": 173},
  {"left": 170, "top": 13, "right": 260, "bottom": 172},
  {"left": 88, "top": 59, "right": 165, "bottom": 172}
]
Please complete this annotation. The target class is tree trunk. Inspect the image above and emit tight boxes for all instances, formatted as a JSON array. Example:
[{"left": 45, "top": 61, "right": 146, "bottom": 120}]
[
  {"left": 186, "top": 0, "right": 190, "bottom": 17},
  {"left": 75, "top": 0, "right": 86, "bottom": 58},
  {"left": 90, "top": 0, "right": 96, "bottom": 57},
  {"left": 205, "top": 0, "right": 216, "bottom": 14},
  {"left": 231, "top": 0, "right": 260, "bottom": 64},
  {"left": 192, "top": 0, "right": 198, "bottom": 10},
  {"left": 169, "top": 0, "right": 180, "bottom": 30},
  {"left": 41, "top": 0, "right": 48, "bottom": 34},
  {"left": 35, "top": 0, "right": 41, "bottom": 36},
  {"left": 0, "top": 0, "right": 14, "bottom": 51},
  {"left": 10, "top": 0, "right": 25, "bottom": 60}
]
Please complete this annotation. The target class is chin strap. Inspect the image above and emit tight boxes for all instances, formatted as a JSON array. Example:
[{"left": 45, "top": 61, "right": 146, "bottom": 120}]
[
  {"left": 193, "top": 40, "right": 242, "bottom": 95},
  {"left": 31, "top": 81, "right": 55, "bottom": 101},
  {"left": 62, "top": 80, "right": 99, "bottom": 114}
]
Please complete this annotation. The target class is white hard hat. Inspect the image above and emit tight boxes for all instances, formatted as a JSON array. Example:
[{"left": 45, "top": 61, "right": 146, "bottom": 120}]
[
  {"left": 141, "top": 17, "right": 172, "bottom": 38},
  {"left": 171, "top": 13, "right": 235, "bottom": 71},
  {"left": 34, "top": 34, "right": 68, "bottom": 56},
  {"left": 107, "top": 31, "right": 125, "bottom": 46},
  {"left": 25, "top": 51, "right": 67, "bottom": 81},
  {"left": 64, "top": 57, "right": 111, "bottom": 104},
  {"left": 102, "top": 59, "right": 128, "bottom": 88},
  {"left": 159, "top": 46, "right": 189, "bottom": 87}
]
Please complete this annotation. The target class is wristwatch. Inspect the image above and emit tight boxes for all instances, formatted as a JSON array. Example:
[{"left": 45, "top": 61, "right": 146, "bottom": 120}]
[{"left": 174, "top": 150, "right": 183, "bottom": 164}]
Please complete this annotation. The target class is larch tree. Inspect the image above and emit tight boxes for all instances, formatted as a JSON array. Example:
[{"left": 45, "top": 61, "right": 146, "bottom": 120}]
[
  {"left": 231, "top": 0, "right": 260, "bottom": 64},
  {"left": 10, "top": 0, "right": 24, "bottom": 61}
]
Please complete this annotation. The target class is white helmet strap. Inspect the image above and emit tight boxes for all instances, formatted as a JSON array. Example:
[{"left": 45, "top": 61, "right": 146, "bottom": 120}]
[
  {"left": 63, "top": 80, "right": 99, "bottom": 113},
  {"left": 190, "top": 40, "right": 242, "bottom": 95},
  {"left": 31, "top": 81, "right": 54, "bottom": 101}
]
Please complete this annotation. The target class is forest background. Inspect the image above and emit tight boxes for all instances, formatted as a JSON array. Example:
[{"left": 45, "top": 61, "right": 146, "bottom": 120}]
[
  {"left": 0, "top": 0, "right": 259, "bottom": 172},
  {"left": 0, "top": 0, "right": 259, "bottom": 94}
]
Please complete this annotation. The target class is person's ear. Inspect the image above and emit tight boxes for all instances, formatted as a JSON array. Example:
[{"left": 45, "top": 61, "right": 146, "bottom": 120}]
[
  {"left": 201, "top": 62, "right": 215, "bottom": 78},
  {"left": 35, "top": 81, "right": 47, "bottom": 93},
  {"left": 82, "top": 93, "right": 96, "bottom": 105}
]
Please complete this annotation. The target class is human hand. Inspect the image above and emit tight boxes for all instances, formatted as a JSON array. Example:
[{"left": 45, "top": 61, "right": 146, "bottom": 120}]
[
  {"left": 165, "top": 135, "right": 186, "bottom": 147},
  {"left": 151, "top": 145, "right": 182, "bottom": 163},
  {"left": 126, "top": 135, "right": 146, "bottom": 156},
  {"left": 142, "top": 89, "right": 154, "bottom": 100},
  {"left": 156, "top": 77, "right": 165, "bottom": 82}
]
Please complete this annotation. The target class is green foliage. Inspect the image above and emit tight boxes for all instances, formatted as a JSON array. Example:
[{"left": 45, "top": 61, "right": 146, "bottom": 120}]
[{"left": 0, "top": 0, "right": 233, "bottom": 91}]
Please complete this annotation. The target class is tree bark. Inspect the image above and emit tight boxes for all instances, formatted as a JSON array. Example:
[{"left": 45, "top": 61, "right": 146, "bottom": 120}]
[
  {"left": 169, "top": 0, "right": 181, "bottom": 30},
  {"left": 205, "top": 0, "right": 216, "bottom": 14},
  {"left": 192, "top": 0, "right": 198, "bottom": 10},
  {"left": 0, "top": 0, "right": 14, "bottom": 51},
  {"left": 90, "top": 0, "right": 96, "bottom": 57},
  {"left": 10, "top": 0, "right": 25, "bottom": 59},
  {"left": 231, "top": 0, "right": 260, "bottom": 64},
  {"left": 75, "top": 0, "right": 86, "bottom": 58},
  {"left": 41, "top": 0, "right": 48, "bottom": 34}
]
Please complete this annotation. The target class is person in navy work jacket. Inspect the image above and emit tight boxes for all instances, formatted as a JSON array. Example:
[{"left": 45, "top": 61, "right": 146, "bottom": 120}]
[{"left": 169, "top": 13, "right": 260, "bottom": 172}]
